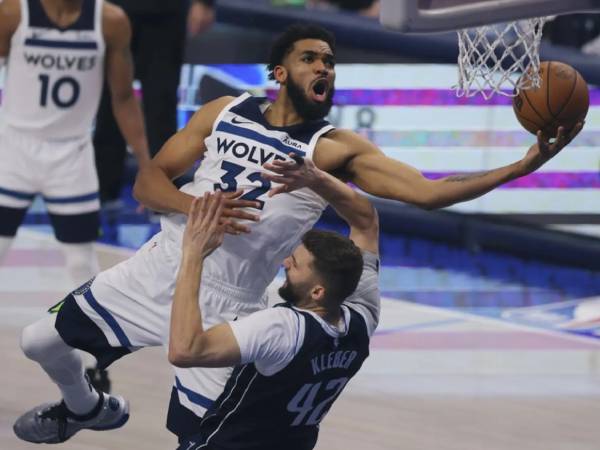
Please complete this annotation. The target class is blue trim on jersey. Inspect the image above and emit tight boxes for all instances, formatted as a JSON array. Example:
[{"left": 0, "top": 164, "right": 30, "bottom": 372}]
[
  {"left": 24, "top": 38, "right": 98, "bottom": 50},
  {"left": 44, "top": 192, "right": 99, "bottom": 204},
  {"left": 82, "top": 290, "right": 132, "bottom": 348},
  {"left": 0, "top": 186, "right": 36, "bottom": 201},
  {"left": 175, "top": 376, "right": 215, "bottom": 409},
  {"left": 216, "top": 122, "right": 306, "bottom": 157}
]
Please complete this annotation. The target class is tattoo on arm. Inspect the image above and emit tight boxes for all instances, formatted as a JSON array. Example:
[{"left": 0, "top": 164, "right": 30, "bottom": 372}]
[{"left": 445, "top": 171, "right": 490, "bottom": 182}]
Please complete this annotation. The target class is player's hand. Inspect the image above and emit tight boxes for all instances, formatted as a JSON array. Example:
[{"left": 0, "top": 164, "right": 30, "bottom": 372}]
[
  {"left": 262, "top": 153, "right": 323, "bottom": 196},
  {"left": 520, "top": 121, "right": 584, "bottom": 174},
  {"left": 183, "top": 192, "right": 227, "bottom": 260},
  {"left": 219, "top": 190, "right": 261, "bottom": 235}
]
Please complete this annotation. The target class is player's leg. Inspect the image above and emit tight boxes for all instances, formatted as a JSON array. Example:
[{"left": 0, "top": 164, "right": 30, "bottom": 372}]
[
  {"left": 13, "top": 231, "right": 177, "bottom": 443},
  {"left": 136, "top": 8, "right": 185, "bottom": 158},
  {"left": 14, "top": 294, "right": 131, "bottom": 444},
  {"left": 0, "top": 128, "right": 37, "bottom": 262},
  {"left": 167, "top": 285, "right": 267, "bottom": 440},
  {"left": 93, "top": 83, "right": 128, "bottom": 204},
  {"left": 0, "top": 206, "right": 29, "bottom": 261}
]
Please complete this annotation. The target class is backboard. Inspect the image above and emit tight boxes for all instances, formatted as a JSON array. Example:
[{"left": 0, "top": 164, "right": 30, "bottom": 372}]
[{"left": 380, "top": 0, "right": 600, "bottom": 33}]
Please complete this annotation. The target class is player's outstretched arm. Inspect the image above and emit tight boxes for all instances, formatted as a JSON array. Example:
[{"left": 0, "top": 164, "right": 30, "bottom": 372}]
[
  {"left": 103, "top": 4, "right": 150, "bottom": 167},
  {"left": 316, "top": 125, "right": 582, "bottom": 210},
  {"left": 169, "top": 192, "right": 243, "bottom": 368},
  {"left": 262, "top": 156, "right": 378, "bottom": 254}
]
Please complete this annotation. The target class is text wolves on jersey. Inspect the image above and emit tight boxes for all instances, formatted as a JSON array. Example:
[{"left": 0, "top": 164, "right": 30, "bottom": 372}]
[{"left": 24, "top": 53, "right": 97, "bottom": 72}]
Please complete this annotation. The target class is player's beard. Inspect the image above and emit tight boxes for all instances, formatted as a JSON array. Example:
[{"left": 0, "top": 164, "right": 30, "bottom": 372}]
[
  {"left": 278, "top": 278, "right": 302, "bottom": 305},
  {"left": 286, "top": 74, "right": 334, "bottom": 121}
]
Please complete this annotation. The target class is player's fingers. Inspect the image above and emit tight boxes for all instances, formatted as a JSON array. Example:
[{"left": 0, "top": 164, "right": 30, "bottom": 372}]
[
  {"left": 261, "top": 172, "right": 296, "bottom": 185},
  {"left": 222, "top": 189, "right": 244, "bottom": 200},
  {"left": 224, "top": 198, "right": 262, "bottom": 210},
  {"left": 568, "top": 121, "right": 584, "bottom": 141},
  {"left": 223, "top": 209, "right": 260, "bottom": 222},
  {"left": 223, "top": 220, "right": 251, "bottom": 234},
  {"left": 262, "top": 162, "right": 296, "bottom": 174},
  {"left": 267, "top": 185, "right": 287, "bottom": 198}
]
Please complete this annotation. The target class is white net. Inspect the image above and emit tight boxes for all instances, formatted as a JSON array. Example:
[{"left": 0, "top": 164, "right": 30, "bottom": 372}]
[{"left": 456, "top": 18, "right": 548, "bottom": 100}]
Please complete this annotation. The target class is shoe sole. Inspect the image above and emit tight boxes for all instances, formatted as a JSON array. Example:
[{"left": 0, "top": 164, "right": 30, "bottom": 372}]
[{"left": 90, "top": 398, "right": 130, "bottom": 431}]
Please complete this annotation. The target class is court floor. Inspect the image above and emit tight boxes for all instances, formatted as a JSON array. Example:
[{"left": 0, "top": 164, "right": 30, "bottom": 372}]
[{"left": 2, "top": 229, "right": 600, "bottom": 450}]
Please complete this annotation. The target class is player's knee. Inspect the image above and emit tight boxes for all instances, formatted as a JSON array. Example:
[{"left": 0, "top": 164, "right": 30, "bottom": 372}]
[{"left": 20, "top": 320, "right": 58, "bottom": 362}]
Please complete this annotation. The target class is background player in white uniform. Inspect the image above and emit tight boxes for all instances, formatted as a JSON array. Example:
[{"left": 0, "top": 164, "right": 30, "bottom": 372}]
[
  {"left": 13, "top": 23, "right": 584, "bottom": 444},
  {"left": 0, "top": 0, "right": 149, "bottom": 285},
  {"left": 168, "top": 158, "right": 379, "bottom": 450}
]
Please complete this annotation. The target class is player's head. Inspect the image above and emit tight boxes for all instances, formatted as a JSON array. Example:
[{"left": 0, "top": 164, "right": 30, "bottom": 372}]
[
  {"left": 267, "top": 24, "right": 336, "bottom": 121},
  {"left": 279, "top": 230, "right": 363, "bottom": 308}
]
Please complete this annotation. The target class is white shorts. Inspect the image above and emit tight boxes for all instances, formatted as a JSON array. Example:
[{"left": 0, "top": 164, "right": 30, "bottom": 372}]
[
  {"left": 0, "top": 125, "right": 99, "bottom": 214},
  {"left": 61, "top": 231, "right": 268, "bottom": 417}
]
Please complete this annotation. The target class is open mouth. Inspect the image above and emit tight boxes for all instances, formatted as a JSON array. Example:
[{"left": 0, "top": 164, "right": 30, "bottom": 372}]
[{"left": 310, "top": 78, "right": 329, "bottom": 102}]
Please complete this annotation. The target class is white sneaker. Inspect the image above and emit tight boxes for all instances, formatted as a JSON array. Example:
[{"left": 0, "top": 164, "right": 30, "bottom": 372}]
[{"left": 13, "top": 392, "right": 129, "bottom": 443}]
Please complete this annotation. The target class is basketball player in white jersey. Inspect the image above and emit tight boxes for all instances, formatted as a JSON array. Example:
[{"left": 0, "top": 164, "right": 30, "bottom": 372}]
[
  {"left": 0, "top": 0, "right": 149, "bottom": 285},
  {"left": 13, "top": 23, "right": 584, "bottom": 444}
]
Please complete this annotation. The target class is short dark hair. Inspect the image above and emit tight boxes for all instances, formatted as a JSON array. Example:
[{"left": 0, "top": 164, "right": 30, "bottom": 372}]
[
  {"left": 302, "top": 229, "right": 363, "bottom": 304},
  {"left": 267, "top": 23, "right": 336, "bottom": 81}
]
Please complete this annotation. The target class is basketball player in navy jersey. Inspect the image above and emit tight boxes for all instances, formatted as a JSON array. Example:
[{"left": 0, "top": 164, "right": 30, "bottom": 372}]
[
  {"left": 168, "top": 158, "right": 378, "bottom": 450},
  {"left": 13, "top": 23, "right": 584, "bottom": 445},
  {"left": 0, "top": 0, "right": 149, "bottom": 281}
]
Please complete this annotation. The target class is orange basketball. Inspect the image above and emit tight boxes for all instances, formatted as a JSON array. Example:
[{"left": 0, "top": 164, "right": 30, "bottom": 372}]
[{"left": 512, "top": 61, "right": 589, "bottom": 138}]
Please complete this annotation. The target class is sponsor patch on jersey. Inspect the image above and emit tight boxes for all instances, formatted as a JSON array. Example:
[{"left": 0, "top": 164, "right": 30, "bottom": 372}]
[{"left": 72, "top": 277, "right": 95, "bottom": 296}]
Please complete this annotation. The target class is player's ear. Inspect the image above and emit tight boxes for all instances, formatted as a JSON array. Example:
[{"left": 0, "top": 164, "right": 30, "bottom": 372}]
[
  {"left": 310, "top": 284, "right": 325, "bottom": 302},
  {"left": 274, "top": 65, "right": 287, "bottom": 84}
]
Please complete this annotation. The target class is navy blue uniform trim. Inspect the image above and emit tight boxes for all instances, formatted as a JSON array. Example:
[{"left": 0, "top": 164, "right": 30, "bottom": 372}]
[
  {"left": 0, "top": 186, "right": 36, "bottom": 201},
  {"left": 215, "top": 122, "right": 306, "bottom": 157},
  {"left": 54, "top": 294, "right": 131, "bottom": 370},
  {"left": 44, "top": 192, "right": 99, "bottom": 204},
  {"left": 230, "top": 96, "right": 332, "bottom": 145},
  {"left": 28, "top": 0, "right": 96, "bottom": 31},
  {"left": 175, "top": 376, "right": 215, "bottom": 409},
  {"left": 82, "top": 289, "right": 132, "bottom": 347},
  {"left": 24, "top": 38, "right": 98, "bottom": 50}
]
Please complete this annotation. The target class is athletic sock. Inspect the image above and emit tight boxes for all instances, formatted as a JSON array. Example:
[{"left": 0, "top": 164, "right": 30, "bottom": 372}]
[{"left": 21, "top": 315, "right": 100, "bottom": 415}]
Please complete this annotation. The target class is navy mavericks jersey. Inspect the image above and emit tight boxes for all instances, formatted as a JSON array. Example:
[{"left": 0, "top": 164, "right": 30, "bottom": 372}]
[{"left": 179, "top": 304, "right": 370, "bottom": 450}]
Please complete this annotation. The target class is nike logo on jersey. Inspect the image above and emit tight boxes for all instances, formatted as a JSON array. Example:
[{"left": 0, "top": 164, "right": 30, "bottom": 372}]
[{"left": 231, "top": 116, "right": 253, "bottom": 125}]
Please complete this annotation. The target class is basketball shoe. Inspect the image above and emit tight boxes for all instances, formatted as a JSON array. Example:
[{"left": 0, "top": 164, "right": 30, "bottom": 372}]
[{"left": 13, "top": 392, "right": 129, "bottom": 443}]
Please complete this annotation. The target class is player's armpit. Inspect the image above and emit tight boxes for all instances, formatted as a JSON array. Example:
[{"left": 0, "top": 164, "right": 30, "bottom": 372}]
[{"left": 169, "top": 323, "right": 242, "bottom": 368}]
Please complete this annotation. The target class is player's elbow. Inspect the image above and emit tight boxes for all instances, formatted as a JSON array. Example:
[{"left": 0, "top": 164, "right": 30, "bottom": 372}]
[{"left": 168, "top": 346, "right": 195, "bottom": 368}]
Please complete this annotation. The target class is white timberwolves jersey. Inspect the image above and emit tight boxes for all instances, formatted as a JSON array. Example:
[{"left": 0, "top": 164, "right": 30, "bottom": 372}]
[
  {"left": 162, "top": 93, "right": 334, "bottom": 294},
  {"left": 2, "top": 0, "right": 104, "bottom": 139}
]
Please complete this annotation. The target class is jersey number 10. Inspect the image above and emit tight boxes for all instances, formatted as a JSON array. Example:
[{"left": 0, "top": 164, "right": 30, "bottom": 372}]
[{"left": 38, "top": 74, "right": 80, "bottom": 108}]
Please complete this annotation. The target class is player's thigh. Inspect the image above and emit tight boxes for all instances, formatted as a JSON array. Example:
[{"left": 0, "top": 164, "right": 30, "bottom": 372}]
[
  {"left": 0, "top": 129, "right": 38, "bottom": 223},
  {"left": 41, "top": 137, "right": 101, "bottom": 236},
  {"left": 59, "top": 232, "right": 180, "bottom": 357}
]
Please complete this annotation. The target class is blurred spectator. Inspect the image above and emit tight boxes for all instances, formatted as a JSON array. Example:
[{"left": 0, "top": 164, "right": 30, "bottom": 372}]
[
  {"left": 94, "top": 0, "right": 215, "bottom": 207},
  {"left": 543, "top": 14, "right": 600, "bottom": 49}
]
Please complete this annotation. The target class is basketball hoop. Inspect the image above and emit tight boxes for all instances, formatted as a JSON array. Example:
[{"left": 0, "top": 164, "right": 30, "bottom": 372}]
[{"left": 455, "top": 18, "right": 549, "bottom": 100}]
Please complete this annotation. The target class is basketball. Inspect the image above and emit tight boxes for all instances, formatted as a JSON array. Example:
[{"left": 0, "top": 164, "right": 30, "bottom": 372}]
[{"left": 512, "top": 61, "right": 589, "bottom": 138}]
